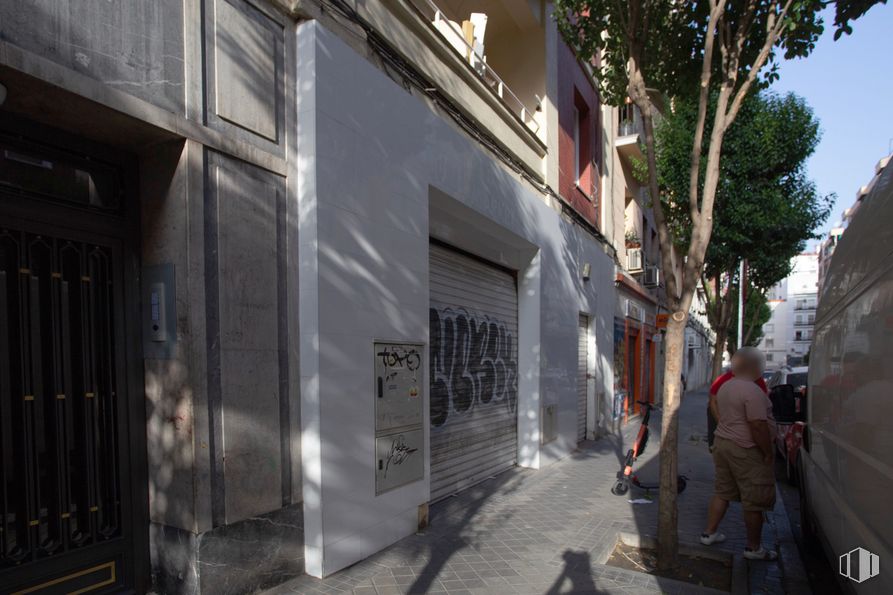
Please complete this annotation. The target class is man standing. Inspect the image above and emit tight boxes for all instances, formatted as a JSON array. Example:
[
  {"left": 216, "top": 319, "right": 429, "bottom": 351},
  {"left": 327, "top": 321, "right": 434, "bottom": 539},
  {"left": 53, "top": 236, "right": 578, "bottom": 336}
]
[
  {"left": 707, "top": 354, "right": 768, "bottom": 450},
  {"left": 700, "top": 347, "right": 778, "bottom": 561}
]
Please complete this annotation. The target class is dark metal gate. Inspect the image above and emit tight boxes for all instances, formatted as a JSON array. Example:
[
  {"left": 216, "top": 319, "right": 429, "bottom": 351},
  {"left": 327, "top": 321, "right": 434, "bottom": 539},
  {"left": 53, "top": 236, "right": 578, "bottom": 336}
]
[{"left": 0, "top": 126, "right": 144, "bottom": 594}]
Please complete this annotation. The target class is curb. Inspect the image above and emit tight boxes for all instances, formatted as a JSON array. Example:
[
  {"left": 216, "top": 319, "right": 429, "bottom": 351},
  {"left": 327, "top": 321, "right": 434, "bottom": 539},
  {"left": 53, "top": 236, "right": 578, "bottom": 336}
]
[
  {"left": 590, "top": 531, "right": 748, "bottom": 595},
  {"left": 769, "top": 485, "right": 812, "bottom": 593}
]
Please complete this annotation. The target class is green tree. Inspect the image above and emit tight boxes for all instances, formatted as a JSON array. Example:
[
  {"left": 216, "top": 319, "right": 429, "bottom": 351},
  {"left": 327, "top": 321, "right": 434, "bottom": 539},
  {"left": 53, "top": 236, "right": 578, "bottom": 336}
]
[
  {"left": 726, "top": 282, "right": 773, "bottom": 355},
  {"left": 555, "top": 0, "right": 879, "bottom": 568},
  {"left": 655, "top": 91, "right": 831, "bottom": 378}
]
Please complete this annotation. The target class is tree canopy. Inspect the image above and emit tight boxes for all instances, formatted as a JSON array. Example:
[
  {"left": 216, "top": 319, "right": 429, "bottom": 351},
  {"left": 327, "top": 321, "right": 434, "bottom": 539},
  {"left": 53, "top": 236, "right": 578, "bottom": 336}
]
[
  {"left": 555, "top": 0, "right": 883, "bottom": 108},
  {"left": 726, "top": 281, "right": 773, "bottom": 352},
  {"left": 656, "top": 91, "right": 832, "bottom": 288}
]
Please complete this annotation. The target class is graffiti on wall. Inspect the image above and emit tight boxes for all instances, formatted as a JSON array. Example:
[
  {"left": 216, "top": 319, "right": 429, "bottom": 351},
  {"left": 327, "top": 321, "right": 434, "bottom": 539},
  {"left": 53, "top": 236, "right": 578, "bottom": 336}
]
[
  {"left": 376, "top": 345, "right": 421, "bottom": 372},
  {"left": 429, "top": 307, "right": 518, "bottom": 427},
  {"left": 384, "top": 434, "right": 419, "bottom": 478}
]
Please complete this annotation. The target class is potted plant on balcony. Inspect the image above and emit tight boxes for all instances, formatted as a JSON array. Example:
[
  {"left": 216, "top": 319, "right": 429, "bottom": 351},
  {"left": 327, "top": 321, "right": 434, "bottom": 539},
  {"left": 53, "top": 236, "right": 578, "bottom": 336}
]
[
  {"left": 619, "top": 117, "right": 635, "bottom": 136},
  {"left": 625, "top": 230, "right": 641, "bottom": 249}
]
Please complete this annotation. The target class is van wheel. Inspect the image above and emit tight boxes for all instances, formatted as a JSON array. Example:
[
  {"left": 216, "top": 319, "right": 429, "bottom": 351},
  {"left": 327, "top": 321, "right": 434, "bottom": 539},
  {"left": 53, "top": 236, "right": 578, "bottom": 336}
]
[{"left": 797, "top": 458, "right": 819, "bottom": 552}]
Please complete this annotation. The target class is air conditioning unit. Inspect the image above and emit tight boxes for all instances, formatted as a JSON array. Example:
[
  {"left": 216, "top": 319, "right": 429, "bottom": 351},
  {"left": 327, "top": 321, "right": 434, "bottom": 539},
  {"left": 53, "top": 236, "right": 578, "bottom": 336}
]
[
  {"left": 627, "top": 248, "right": 643, "bottom": 272},
  {"left": 643, "top": 266, "right": 660, "bottom": 287}
]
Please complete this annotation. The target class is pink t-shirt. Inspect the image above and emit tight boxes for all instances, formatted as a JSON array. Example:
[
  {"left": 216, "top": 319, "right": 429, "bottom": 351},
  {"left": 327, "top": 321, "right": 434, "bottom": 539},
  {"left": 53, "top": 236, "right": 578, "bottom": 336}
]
[{"left": 715, "top": 377, "right": 777, "bottom": 448}]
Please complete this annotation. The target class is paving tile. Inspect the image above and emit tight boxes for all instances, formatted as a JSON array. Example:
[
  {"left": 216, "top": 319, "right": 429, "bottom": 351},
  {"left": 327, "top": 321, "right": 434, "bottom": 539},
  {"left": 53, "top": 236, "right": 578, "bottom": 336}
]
[
  {"left": 371, "top": 575, "right": 397, "bottom": 587},
  {"left": 263, "top": 389, "right": 801, "bottom": 595}
]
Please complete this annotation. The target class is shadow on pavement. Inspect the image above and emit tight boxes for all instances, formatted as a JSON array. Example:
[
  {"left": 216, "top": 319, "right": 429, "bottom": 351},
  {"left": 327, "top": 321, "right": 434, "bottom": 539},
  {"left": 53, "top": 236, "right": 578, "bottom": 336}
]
[
  {"left": 406, "top": 471, "right": 526, "bottom": 593},
  {"left": 544, "top": 550, "right": 608, "bottom": 594}
]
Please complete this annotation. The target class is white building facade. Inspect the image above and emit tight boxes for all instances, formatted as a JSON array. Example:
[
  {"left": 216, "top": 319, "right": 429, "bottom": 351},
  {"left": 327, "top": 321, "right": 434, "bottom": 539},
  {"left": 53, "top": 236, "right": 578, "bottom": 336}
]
[{"left": 759, "top": 253, "right": 819, "bottom": 369}]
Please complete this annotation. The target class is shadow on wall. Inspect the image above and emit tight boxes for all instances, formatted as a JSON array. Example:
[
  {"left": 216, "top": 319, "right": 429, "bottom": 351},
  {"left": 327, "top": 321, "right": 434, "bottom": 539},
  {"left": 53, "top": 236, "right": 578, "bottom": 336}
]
[{"left": 140, "top": 140, "right": 195, "bottom": 532}]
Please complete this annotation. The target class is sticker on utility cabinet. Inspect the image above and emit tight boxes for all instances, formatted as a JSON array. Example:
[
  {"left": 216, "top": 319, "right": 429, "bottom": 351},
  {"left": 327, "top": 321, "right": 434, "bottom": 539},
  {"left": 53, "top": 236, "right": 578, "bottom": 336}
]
[
  {"left": 376, "top": 428, "right": 424, "bottom": 494},
  {"left": 374, "top": 343, "right": 423, "bottom": 432}
]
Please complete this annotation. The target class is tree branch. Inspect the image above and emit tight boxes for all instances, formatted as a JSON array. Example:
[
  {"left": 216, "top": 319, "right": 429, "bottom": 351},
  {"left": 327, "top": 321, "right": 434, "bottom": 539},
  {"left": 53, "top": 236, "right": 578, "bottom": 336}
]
[
  {"left": 687, "top": 0, "right": 725, "bottom": 226},
  {"left": 682, "top": 82, "right": 733, "bottom": 302},
  {"left": 701, "top": 271, "right": 718, "bottom": 325},
  {"left": 725, "top": 0, "right": 795, "bottom": 123}
]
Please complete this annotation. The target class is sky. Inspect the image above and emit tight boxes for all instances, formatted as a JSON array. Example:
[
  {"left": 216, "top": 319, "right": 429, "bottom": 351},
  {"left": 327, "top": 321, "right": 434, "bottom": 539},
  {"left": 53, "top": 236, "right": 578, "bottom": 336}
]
[{"left": 770, "top": 2, "right": 893, "bottom": 250}]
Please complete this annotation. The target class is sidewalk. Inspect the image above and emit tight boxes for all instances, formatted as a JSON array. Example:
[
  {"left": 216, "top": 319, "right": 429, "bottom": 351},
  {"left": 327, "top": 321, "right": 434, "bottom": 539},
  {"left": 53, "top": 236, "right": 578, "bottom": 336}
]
[{"left": 266, "top": 389, "right": 807, "bottom": 594}]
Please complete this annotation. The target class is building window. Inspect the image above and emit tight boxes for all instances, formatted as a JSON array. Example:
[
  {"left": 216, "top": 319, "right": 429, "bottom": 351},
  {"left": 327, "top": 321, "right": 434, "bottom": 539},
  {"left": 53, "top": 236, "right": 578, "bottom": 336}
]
[
  {"left": 795, "top": 331, "right": 803, "bottom": 341},
  {"left": 574, "top": 106, "right": 583, "bottom": 186},
  {"left": 796, "top": 315, "right": 803, "bottom": 325},
  {"left": 765, "top": 338, "right": 774, "bottom": 348},
  {"left": 572, "top": 89, "right": 593, "bottom": 194},
  {"left": 766, "top": 354, "right": 774, "bottom": 362},
  {"left": 764, "top": 324, "right": 774, "bottom": 332}
]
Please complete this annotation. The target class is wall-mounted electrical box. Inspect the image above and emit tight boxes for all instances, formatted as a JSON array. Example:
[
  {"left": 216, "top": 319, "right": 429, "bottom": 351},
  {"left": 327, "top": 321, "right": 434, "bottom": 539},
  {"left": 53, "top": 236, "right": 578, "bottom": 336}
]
[
  {"left": 142, "top": 264, "right": 177, "bottom": 359},
  {"left": 374, "top": 342, "right": 424, "bottom": 495},
  {"left": 375, "top": 428, "right": 424, "bottom": 495}
]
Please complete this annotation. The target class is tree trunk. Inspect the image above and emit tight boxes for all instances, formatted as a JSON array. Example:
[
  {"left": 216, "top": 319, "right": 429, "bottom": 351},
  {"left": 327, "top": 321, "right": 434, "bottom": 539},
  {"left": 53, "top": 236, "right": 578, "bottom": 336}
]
[
  {"left": 709, "top": 279, "right": 733, "bottom": 381},
  {"left": 657, "top": 313, "right": 687, "bottom": 570}
]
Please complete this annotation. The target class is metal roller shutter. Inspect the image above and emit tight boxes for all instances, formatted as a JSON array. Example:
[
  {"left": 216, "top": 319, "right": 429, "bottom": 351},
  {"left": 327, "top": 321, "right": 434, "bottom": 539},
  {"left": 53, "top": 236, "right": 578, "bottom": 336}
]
[
  {"left": 578, "top": 314, "right": 589, "bottom": 442},
  {"left": 429, "top": 243, "right": 518, "bottom": 502}
]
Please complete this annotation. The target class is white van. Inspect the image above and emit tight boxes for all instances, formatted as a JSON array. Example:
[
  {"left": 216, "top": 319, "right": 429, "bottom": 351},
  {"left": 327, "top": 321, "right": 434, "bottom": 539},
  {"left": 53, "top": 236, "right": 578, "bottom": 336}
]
[{"left": 800, "top": 156, "right": 893, "bottom": 592}]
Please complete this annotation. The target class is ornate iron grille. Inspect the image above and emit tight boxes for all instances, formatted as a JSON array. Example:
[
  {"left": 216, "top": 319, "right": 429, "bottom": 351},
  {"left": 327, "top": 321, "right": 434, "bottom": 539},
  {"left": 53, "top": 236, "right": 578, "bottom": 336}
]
[{"left": 0, "top": 228, "right": 121, "bottom": 568}]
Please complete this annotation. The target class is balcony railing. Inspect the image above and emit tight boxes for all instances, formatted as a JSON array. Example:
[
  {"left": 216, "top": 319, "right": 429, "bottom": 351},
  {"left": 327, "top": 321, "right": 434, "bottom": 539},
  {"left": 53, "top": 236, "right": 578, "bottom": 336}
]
[
  {"left": 618, "top": 104, "right": 644, "bottom": 137},
  {"left": 408, "top": 0, "right": 540, "bottom": 134}
]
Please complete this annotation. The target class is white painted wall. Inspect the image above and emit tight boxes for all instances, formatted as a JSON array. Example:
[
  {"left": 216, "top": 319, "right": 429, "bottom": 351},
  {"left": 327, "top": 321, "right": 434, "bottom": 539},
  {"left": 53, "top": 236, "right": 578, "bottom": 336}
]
[{"left": 297, "top": 21, "right": 615, "bottom": 577}]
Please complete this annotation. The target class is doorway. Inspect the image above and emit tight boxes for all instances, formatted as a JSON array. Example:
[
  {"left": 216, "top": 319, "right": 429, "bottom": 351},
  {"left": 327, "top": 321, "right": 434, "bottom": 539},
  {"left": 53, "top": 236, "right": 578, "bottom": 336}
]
[{"left": 0, "top": 128, "right": 146, "bottom": 593}]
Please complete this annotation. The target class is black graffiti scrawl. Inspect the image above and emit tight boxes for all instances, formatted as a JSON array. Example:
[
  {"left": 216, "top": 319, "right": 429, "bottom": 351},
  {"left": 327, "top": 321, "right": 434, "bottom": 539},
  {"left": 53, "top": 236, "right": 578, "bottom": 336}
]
[{"left": 429, "top": 307, "right": 518, "bottom": 427}]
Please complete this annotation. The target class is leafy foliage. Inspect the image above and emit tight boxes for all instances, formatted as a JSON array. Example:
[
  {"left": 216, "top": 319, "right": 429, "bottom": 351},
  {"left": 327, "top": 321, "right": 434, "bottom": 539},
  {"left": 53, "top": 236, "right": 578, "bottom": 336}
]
[
  {"left": 833, "top": 0, "right": 889, "bottom": 38},
  {"left": 656, "top": 91, "right": 832, "bottom": 290},
  {"left": 555, "top": 0, "right": 827, "bottom": 107},
  {"left": 726, "top": 283, "right": 773, "bottom": 352}
]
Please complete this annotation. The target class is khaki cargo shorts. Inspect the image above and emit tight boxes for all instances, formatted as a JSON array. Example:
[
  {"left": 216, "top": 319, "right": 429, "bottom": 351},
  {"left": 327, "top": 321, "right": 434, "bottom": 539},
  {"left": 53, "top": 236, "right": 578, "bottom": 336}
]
[{"left": 712, "top": 436, "right": 776, "bottom": 512}]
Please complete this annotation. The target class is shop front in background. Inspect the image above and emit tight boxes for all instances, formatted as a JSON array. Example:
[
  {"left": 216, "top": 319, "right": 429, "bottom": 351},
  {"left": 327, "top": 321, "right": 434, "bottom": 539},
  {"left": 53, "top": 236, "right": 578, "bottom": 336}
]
[{"left": 613, "top": 308, "right": 658, "bottom": 423}]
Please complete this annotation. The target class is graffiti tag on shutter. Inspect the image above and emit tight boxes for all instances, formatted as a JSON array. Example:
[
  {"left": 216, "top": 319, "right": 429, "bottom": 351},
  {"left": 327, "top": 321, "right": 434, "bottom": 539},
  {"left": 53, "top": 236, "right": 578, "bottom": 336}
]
[{"left": 429, "top": 307, "right": 517, "bottom": 428}]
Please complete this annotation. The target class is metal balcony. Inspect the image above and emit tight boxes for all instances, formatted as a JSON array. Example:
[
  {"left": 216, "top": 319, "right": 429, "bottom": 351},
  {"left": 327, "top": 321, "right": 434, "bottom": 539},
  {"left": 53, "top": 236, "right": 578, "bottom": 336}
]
[{"left": 409, "top": 0, "right": 541, "bottom": 134}]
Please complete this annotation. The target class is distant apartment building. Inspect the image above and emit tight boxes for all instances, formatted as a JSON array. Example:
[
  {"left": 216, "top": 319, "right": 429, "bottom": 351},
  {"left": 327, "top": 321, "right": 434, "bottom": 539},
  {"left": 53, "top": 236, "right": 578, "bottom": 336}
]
[{"left": 759, "top": 253, "right": 819, "bottom": 368}]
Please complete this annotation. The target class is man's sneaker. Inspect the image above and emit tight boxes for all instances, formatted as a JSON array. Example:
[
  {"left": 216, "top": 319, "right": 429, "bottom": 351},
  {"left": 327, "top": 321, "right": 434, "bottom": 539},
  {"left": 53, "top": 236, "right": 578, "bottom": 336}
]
[
  {"left": 743, "top": 547, "right": 778, "bottom": 561},
  {"left": 700, "top": 532, "right": 726, "bottom": 545}
]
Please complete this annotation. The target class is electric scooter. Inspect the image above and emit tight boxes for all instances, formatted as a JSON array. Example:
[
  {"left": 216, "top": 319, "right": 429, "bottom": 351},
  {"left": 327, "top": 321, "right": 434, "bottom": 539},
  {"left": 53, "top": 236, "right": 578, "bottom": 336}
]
[{"left": 611, "top": 400, "right": 688, "bottom": 496}]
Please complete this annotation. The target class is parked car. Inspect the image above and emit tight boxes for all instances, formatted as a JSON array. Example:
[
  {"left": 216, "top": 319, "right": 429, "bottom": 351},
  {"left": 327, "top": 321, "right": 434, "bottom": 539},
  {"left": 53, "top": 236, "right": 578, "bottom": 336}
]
[
  {"left": 767, "top": 366, "right": 809, "bottom": 392},
  {"left": 766, "top": 366, "right": 809, "bottom": 482},
  {"left": 796, "top": 157, "right": 893, "bottom": 593}
]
